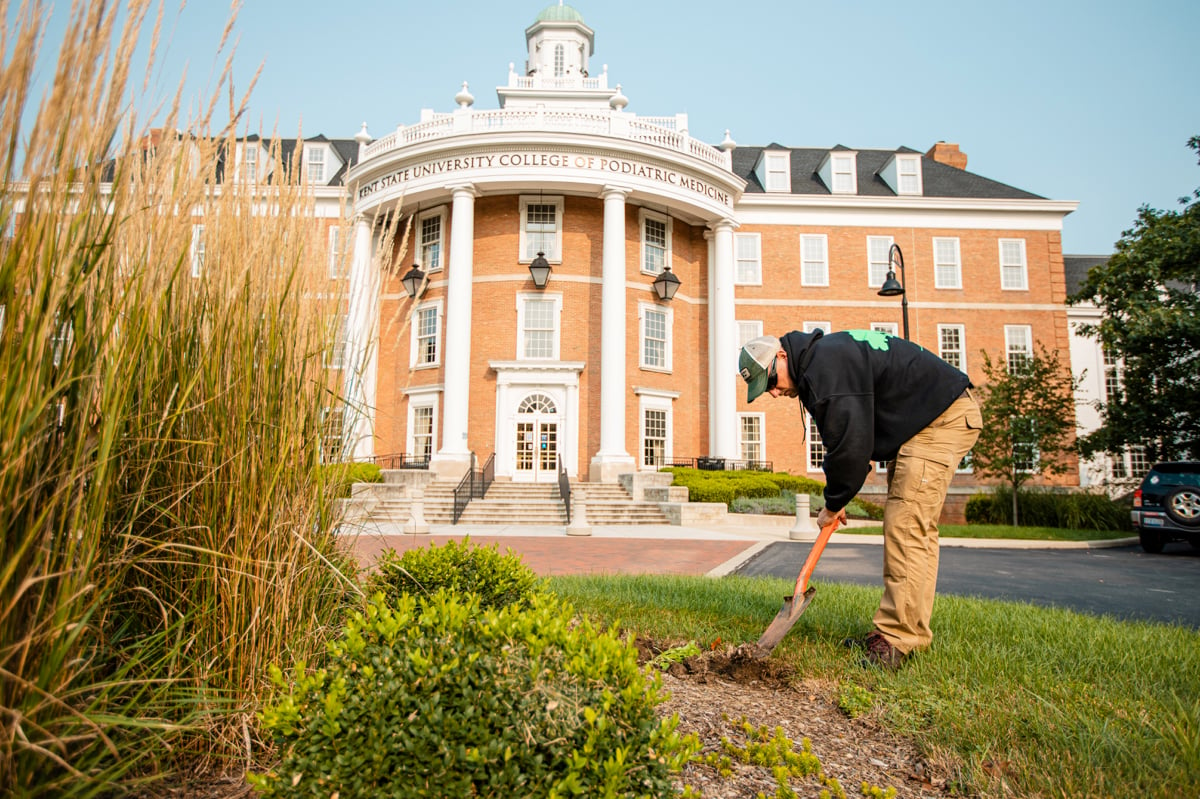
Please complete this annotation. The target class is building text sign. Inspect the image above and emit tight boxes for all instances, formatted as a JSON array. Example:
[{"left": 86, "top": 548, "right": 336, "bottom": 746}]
[{"left": 357, "top": 151, "right": 732, "bottom": 207}]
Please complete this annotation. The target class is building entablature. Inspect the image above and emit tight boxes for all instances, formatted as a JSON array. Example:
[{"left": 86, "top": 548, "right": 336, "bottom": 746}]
[{"left": 349, "top": 130, "right": 745, "bottom": 227}]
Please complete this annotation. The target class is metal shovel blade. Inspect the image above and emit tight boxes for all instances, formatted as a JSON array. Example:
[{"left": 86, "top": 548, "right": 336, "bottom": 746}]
[{"left": 755, "top": 586, "right": 817, "bottom": 652}]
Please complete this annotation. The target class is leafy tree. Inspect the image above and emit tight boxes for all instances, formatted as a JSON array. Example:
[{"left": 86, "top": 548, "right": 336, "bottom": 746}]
[
  {"left": 972, "top": 344, "right": 1081, "bottom": 525},
  {"left": 1073, "top": 135, "right": 1200, "bottom": 463}
]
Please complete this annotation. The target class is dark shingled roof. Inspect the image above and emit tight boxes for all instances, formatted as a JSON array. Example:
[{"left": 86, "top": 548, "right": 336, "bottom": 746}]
[
  {"left": 1064, "top": 254, "right": 1109, "bottom": 299},
  {"left": 731, "top": 145, "right": 1045, "bottom": 200}
]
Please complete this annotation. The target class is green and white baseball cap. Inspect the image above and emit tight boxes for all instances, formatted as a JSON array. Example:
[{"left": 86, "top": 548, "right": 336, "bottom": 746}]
[{"left": 738, "top": 335, "right": 780, "bottom": 403}]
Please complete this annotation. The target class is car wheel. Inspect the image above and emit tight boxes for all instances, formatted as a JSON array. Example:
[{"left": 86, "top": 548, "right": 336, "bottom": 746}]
[
  {"left": 1163, "top": 486, "right": 1200, "bottom": 528},
  {"left": 1139, "top": 528, "right": 1165, "bottom": 554}
]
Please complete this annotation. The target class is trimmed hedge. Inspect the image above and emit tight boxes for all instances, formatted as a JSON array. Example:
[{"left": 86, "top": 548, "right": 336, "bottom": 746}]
[
  {"left": 321, "top": 462, "right": 383, "bottom": 498},
  {"left": 365, "top": 538, "right": 546, "bottom": 611},
  {"left": 251, "top": 592, "right": 698, "bottom": 798},
  {"left": 965, "top": 487, "right": 1131, "bottom": 530}
]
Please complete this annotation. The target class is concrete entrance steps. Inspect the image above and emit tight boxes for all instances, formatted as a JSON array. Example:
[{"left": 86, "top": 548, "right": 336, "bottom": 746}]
[
  {"left": 570, "top": 483, "right": 672, "bottom": 525},
  {"left": 454, "top": 481, "right": 567, "bottom": 525}
]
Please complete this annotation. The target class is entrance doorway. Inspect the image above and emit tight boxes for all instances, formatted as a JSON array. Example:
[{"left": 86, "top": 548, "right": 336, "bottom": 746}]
[{"left": 514, "top": 393, "right": 559, "bottom": 482}]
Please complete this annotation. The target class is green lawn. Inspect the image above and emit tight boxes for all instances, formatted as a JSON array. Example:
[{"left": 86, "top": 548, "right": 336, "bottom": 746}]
[{"left": 550, "top": 573, "right": 1200, "bottom": 799}]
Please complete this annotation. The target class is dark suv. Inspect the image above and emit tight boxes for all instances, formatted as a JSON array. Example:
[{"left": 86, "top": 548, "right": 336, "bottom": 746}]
[{"left": 1131, "top": 462, "right": 1200, "bottom": 553}]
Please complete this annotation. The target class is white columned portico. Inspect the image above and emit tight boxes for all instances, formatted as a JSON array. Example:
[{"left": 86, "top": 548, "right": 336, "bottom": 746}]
[
  {"left": 709, "top": 219, "right": 738, "bottom": 459},
  {"left": 589, "top": 185, "right": 636, "bottom": 483},
  {"left": 344, "top": 214, "right": 378, "bottom": 460},
  {"left": 430, "top": 184, "right": 478, "bottom": 479}
]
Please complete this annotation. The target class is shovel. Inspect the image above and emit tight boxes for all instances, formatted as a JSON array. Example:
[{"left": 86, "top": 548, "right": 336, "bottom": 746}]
[{"left": 755, "top": 520, "right": 840, "bottom": 653}]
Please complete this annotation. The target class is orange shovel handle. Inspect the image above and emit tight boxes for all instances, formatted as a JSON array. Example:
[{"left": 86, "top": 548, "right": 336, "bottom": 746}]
[{"left": 791, "top": 521, "right": 840, "bottom": 598}]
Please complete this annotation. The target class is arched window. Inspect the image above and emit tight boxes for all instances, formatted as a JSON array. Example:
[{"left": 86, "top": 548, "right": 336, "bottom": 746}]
[
  {"left": 518, "top": 393, "right": 557, "bottom": 414},
  {"left": 553, "top": 44, "right": 565, "bottom": 77}
]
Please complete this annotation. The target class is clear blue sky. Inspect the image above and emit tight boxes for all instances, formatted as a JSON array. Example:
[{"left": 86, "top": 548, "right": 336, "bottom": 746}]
[{"left": 28, "top": 0, "right": 1200, "bottom": 255}]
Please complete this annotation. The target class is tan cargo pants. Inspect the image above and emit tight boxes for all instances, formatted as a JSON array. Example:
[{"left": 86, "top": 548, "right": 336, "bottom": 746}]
[{"left": 874, "top": 391, "right": 982, "bottom": 654}]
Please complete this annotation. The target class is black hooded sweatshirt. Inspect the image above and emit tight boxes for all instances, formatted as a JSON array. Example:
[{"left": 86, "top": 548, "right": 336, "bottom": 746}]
[{"left": 779, "top": 329, "right": 970, "bottom": 513}]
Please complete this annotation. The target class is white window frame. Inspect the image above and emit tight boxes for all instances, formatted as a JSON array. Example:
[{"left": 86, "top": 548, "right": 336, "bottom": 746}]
[
  {"left": 639, "top": 209, "right": 672, "bottom": 275},
  {"left": 803, "top": 321, "right": 831, "bottom": 335},
  {"left": 871, "top": 322, "right": 899, "bottom": 337},
  {"left": 1004, "top": 324, "right": 1033, "bottom": 374},
  {"left": 516, "top": 291, "right": 563, "bottom": 360},
  {"left": 897, "top": 155, "right": 922, "bottom": 195},
  {"left": 867, "top": 235, "right": 894, "bottom": 288},
  {"left": 638, "top": 392, "right": 675, "bottom": 470},
  {"left": 328, "top": 225, "right": 347, "bottom": 279},
  {"left": 800, "top": 234, "right": 828, "bottom": 287},
  {"left": 320, "top": 406, "right": 346, "bottom": 464},
  {"left": 737, "top": 412, "right": 765, "bottom": 464},
  {"left": 933, "top": 237, "right": 962, "bottom": 289},
  {"left": 764, "top": 151, "right": 790, "bottom": 192},
  {"left": 417, "top": 207, "right": 446, "bottom": 271},
  {"left": 190, "top": 224, "right": 205, "bottom": 278},
  {"left": 306, "top": 146, "right": 325, "bottom": 184},
  {"left": 831, "top": 153, "right": 856, "bottom": 194},
  {"left": 405, "top": 389, "right": 440, "bottom": 462},
  {"left": 734, "top": 233, "right": 761, "bottom": 285},
  {"left": 938, "top": 324, "right": 966, "bottom": 372},
  {"left": 409, "top": 299, "right": 443, "bottom": 369},
  {"left": 553, "top": 43, "right": 565, "bottom": 77},
  {"left": 241, "top": 143, "right": 258, "bottom": 183},
  {"left": 325, "top": 313, "right": 348, "bottom": 370},
  {"left": 806, "top": 416, "right": 826, "bottom": 472},
  {"left": 999, "top": 238, "right": 1028, "bottom": 290},
  {"left": 638, "top": 300, "right": 673, "bottom": 372},
  {"left": 737, "top": 320, "right": 763, "bottom": 357},
  {"left": 519, "top": 195, "right": 563, "bottom": 263}
]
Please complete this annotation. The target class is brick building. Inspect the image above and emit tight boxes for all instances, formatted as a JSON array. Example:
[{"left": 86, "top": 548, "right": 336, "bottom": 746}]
[{"left": 301, "top": 3, "right": 1080, "bottom": 498}]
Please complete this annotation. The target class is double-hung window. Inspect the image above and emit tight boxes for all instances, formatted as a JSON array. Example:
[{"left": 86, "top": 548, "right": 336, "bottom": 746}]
[
  {"left": 328, "top": 226, "right": 346, "bottom": 279},
  {"left": 734, "top": 233, "right": 761, "bottom": 284},
  {"left": 643, "top": 408, "right": 668, "bottom": 467},
  {"left": 517, "top": 293, "right": 561, "bottom": 360},
  {"left": 831, "top": 154, "right": 856, "bottom": 194},
  {"left": 190, "top": 224, "right": 205, "bottom": 278},
  {"left": 1005, "top": 325, "right": 1032, "bottom": 374},
  {"left": 764, "top": 152, "right": 790, "bottom": 192},
  {"left": 520, "top": 196, "right": 562, "bottom": 262},
  {"left": 800, "top": 234, "right": 828, "bottom": 286},
  {"left": 938, "top": 324, "right": 966, "bottom": 371},
  {"left": 320, "top": 407, "right": 345, "bottom": 463},
  {"left": 640, "top": 211, "right": 670, "bottom": 274},
  {"left": 807, "top": 417, "right": 826, "bottom": 471},
  {"left": 897, "top": 155, "right": 921, "bottom": 194},
  {"left": 325, "top": 313, "right": 348, "bottom": 369},
  {"left": 999, "top": 239, "right": 1028, "bottom": 290},
  {"left": 933, "top": 237, "right": 962, "bottom": 289},
  {"left": 409, "top": 403, "right": 436, "bottom": 462},
  {"left": 242, "top": 145, "right": 257, "bottom": 183},
  {"left": 411, "top": 301, "right": 442, "bottom": 367},
  {"left": 738, "top": 414, "right": 763, "bottom": 463},
  {"left": 871, "top": 322, "right": 899, "bottom": 337},
  {"left": 867, "top": 236, "right": 894, "bottom": 287},
  {"left": 306, "top": 147, "right": 325, "bottom": 183},
  {"left": 639, "top": 301, "right": 672, "bottom": 371},
  {"left": 737, "top": 320, "right": 763, "bottom": 355},
  {"left": 418, "top": 209, "right": 445, "bottom": 271}
]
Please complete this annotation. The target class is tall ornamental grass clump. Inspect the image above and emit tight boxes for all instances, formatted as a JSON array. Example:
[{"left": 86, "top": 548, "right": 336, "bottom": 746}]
[
  {"left": 965, "top": 487, "right": 1131, "bottom": 530},
  {"left": 1, "top": 2, "right": 357, "bottom": 794}
]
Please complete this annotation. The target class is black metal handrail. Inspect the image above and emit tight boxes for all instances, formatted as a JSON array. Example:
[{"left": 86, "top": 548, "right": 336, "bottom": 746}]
[
  {"left": 557, "top": 455, "right": 571, "bottom": 524},
  {"left": 657, "top": 456, "right": 774, "bottom": 472},
  {"left": 478, "top": 452, "right": 495, "bottom": 498},
  {"left": 360, "top": 452, "right": 430, "bottom": 470},
  {"left": 451, "top": 452, "right": 496, "bottom": 524}
]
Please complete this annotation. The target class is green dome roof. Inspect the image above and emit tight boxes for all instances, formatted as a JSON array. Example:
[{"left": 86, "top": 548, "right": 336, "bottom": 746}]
[{"left": 535, "top": 4, "right": 585, "bottom": 23}]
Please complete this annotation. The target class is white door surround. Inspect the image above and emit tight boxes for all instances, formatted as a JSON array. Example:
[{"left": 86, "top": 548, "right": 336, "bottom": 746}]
[{"left": 490, "top": 360, "right": 585, "bottom": 480}]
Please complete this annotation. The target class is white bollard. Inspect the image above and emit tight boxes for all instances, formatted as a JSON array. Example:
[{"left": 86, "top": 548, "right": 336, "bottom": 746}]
[
  {"left": 789, "top": 493, "right": 819, "bottom": 541},
  {"left": 565, "top": 487, "right": 591, "bottom": 536},
  {"left": 408, "top": 487, "right": 430, "bottom": 535}
]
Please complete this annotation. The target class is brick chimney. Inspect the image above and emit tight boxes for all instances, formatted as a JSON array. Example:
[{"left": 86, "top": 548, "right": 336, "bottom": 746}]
[{"left": 926, "top": 141, "right": 967, "bottom": 170}]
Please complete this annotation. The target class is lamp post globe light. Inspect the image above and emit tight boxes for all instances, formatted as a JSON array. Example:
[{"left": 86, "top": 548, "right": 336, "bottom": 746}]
[{"left": 877, "top": 243, "right": 908, "bottom": 339}]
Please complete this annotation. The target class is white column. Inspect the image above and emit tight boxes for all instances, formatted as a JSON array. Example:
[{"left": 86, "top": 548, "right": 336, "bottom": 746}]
[
  {"left": 344, "top": 214, "right": 378, "bottom": 460},
  {"left": 710, "top": 219, "right": 738, "bottom": 460},
  {"left": 430, "top": 184, "right": 477, "bottom": 479},
  {"left": 589, "top": 185, "right": 636, "bottom": 483}
]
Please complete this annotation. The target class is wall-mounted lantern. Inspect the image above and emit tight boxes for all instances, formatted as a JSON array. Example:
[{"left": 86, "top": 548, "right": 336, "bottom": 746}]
[
  {"left": 651, "top": 265, "right": 681, "bottom": 301},
  {"left": 528, "top": 251, "right": 552, "bottom": 289}
]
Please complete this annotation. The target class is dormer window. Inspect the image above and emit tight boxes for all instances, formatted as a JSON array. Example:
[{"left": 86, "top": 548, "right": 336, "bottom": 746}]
[
  {"left": 831, "top": 154, "right": 856, "bottom": 193},
  {"left": 754, "top": 150, "right": 791, "bottom": 193},
  {"left": 242, "top": 145, "right": 257, "bottom": 183},
  {"left": 306, "top": 147, "right": 325, "bottom": 184},
  {"left": 897, "top": 155, "right": 921, "bottom": 194}
]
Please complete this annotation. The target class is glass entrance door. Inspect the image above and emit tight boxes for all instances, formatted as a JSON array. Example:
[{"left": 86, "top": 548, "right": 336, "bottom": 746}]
[{"left": 514, "top": 393, "right": 560, "bottom": 482}]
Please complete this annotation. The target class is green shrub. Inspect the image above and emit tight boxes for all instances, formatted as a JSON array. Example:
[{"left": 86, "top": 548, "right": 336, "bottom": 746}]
[
  {"left": 364, "top": 538, "right": 546, "bottom": 611},
  {"left": 321, "top": 462, "right": 383, "bottom": 498},
  {"left": 765, "top": 473, "right": 825, "bottom": 494},
  {"left": 251, "top": 592, "right": 699, "bottom": 798},
  {"left": 965, "top": 487, "right": 1131, "bottom": 530}
]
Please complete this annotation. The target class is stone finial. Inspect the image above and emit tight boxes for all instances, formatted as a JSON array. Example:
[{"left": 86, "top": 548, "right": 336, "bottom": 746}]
[
  {"left": 455, "top": 81, "right": 475, "bottom": 109},
  {"left": 609, "top": 84, "right": 628, "bottom": 111},
  {"left": 719, "top": 129, "right": 736, "bottom": 152},
  {"left": 354, "top": 122, "right": 371, "bottom": 145}
]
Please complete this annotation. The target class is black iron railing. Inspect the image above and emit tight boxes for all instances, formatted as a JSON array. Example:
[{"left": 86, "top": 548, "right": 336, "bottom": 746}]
[
  {"left": 557, "top": 455, "right": 571, "bottom": 524},
  {"left": 451, "top": 452, "right": 495, "bottom": 524},
  {"left": 365, "top": 453, "right": 430, "bottom": 470},
  {"left": 657, "top": 456, "right": 774, "bottom": 472}
]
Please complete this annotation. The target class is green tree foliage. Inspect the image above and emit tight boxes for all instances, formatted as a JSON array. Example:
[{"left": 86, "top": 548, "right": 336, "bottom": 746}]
[
  {"left": 1073, "top": 135, "right": 1200, "bottom": 462},
  {"left": 972, "top": 344, "right": 1081, "bottom": 525}
]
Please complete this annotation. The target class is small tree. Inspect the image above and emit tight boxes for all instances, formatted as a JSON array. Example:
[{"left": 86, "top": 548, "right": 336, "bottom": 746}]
[{"left": 972, "top": 343, "right": 1081, "bottom": 525}]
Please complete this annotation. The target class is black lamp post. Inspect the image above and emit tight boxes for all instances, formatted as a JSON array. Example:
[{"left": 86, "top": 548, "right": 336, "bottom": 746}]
[
  {"left": 651, "top": 265, "right": 681, "bottom": 301},
  {"left": 402, "top": 262, "right": 426, "bottom": 298},
  {"left": 876, "top": 243, "right": 908, "bottom": 339},
  {"left": 528, "top": 251, "right": 552, "bottom": 288}
]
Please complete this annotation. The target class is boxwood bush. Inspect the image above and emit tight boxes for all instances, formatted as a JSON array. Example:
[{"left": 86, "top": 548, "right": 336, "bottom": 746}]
[
  {"left": 321, "top": 462, "right": 383, "bottom": 498},
  {"left": 364, "top": 538, "right": 546, "bottom": 611},
  {"left": 251, "top": 591, "right": 699, "bottom": 798},
  {"left": 965, "top": 487, "right": 1131, "bottom": 530}
]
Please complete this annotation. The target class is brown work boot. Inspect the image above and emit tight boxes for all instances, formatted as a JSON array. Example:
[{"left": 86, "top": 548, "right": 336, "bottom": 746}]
[{"left": 860, "top": 631, "right": 907, "bottom": 670}]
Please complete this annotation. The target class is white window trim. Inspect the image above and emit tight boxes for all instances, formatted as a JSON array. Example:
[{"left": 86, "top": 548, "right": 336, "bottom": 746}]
[
  {"left": 737, "top": 412, "right": 765, "bottom": 464},
  {"left": 518, "top": 195, "right": 564, "bottom": 264},
  {"left": 799, "top": 233, "right": 829, "bottom": 287},
  {"left": 1004, "top": 324, "right": 1033, "bottom": 374},
  {"left": 638, "top": 300, "right": 673, "bottom": 372},
  {"left": 933, "top": 237, "right": 962, "bottom": 289},
  {"left": 937, "top": 323, "right": 967, "bottom": 373},
  {"left": 734, "top": 232, "right": 762, "bottom": 286},
  {"left": 417, "top": 207, "right": 447, "bottom": 272},
  {"left": 405, "top": 389, "right": 441, "bottom": 460},
  {"left": 737, "top": 320, "right": 763, "bottom": 357},
  {"left": 764, "top": 151, "right": 791, "bottom": 193},
  {"left": 999, "top": 238, "right": 1029, "bottom": 291},
  {"left": 325, "top": 313, "right": 348, "bottom": 370},
  {"left": 831, "top": 152, "right": 857, "bottom": 194},
  {"left": 803, "top": 321, "right": 831, "bottom": 335},
  {"left": 409, "top": 298, "right": 444, "bottom": 369},
  {"left": 806, "top": 416, "right": 826, "bottom": 473},
  {"left": 638, "top": 392, "right": 675, "bottom": 470},
  {"left": 328, "top": 225, "right": 347, "bottom": 280},
  {"left": 639, "top": 208, "right": 672, "bottom": 275},
  {"left": 867, "top": 235, "right": 894, "bottom": 288},
  {"left": 516, "top": 291, "right": 563, "bottom": 361},
  {"left": 190, "top": 223, "right": 205, "bottom": 278},
  {"left": 896, "top": 154, "right": 922, "bottom": 195},
  {"left": 240, "top": 143, "right": 259, "bottom": 183},
  {"left": 305, "top": 145, "right": 326, "bottom": 184},
  {"left": 871, "top": 322, "right": 899, "bottom": 336}
]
